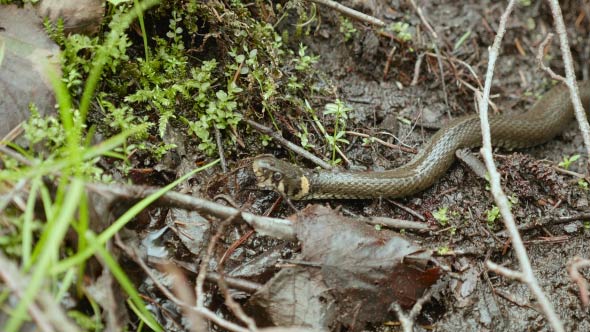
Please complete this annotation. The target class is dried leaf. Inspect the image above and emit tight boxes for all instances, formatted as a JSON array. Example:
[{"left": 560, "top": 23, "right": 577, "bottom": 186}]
[{"left": 250, "top": 205, "right": 441, "bottom": 330}]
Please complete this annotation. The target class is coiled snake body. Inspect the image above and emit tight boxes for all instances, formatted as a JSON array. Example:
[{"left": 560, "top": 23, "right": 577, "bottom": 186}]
[{"left": 253, "top": 82, "right": 590, "bottom": 200}]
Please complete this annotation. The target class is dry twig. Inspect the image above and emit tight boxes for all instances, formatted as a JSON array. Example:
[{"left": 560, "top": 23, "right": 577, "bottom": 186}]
[
  {"left": 344, "top": 131, "right": 417, "bottom": 154},
  {"left": 245, "top": 119, "right": 333, "bottom": 170},
  {"left": 115, "top": 236, "right": 251, "bottom": 332},
  {"left": 547, "top": 0, "right": 590, "bottom": 165},
  {"left": 214, "top": 127, "right": 228, "bottom": 173},
  {"left": 476, "top": 0, "right": 564, "bottom": 331},
  {"left": 87, "top": 183, "right": 296, "bottom": 240},
  {"left": 389, "top": 287, "right": 435, "bottom": 332},
  {"left": 536, "top": 33, "right": 563, "bottom": 81},
  {"left": 411, "top": 53, "right": 425, "bottom": 86},
  {"left": 409, "top": 0, "right": 449, "bottom": 111},
  {"left": 308, "top": 0, "right": 385, "bottom": 27},
  {"left": 567, "top": 257, "right": 590, "bottom": 307},
  {"left": 197, "top": 213, "right": 258, "bottom": 330}
]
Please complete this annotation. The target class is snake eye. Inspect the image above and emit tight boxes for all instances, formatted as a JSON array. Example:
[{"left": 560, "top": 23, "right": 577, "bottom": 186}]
[{"left": 272, "top": 172, "right": 283, "bottom": 182}]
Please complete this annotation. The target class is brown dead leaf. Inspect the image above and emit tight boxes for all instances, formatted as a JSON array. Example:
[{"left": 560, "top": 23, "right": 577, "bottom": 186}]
[{"left": 250, "top": 205, "right": 441, "bottom": 330}]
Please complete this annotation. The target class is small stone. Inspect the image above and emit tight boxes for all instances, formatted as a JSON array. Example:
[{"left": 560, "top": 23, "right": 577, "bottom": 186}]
[{"left": 563, "top": 222, "right": 579, "bottom": 234}]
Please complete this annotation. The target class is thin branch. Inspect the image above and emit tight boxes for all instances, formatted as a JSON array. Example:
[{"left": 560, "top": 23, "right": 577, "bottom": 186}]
[
  {"left": 87, "top": 183, "right": 296, "bottom": 240},
  {"left": 389, "top": 288, "right": 435, "bottom": 332},
  {"left": 567, "top": 257, "right": 590, "bottom": 307},
  {"left": 476, "top": 0, "right": 564, "bottom": 331},
  {"left": 307, "top": 0, "right": 385, "bottom": 27},
  {"left": 363, "top": 216, "right": 429, "bottom": 230},
  {"left": 245, "top": 119, "right": 333, "bottom": 170},
  {"left": 536, "top": 33, "right": 564, "bottom": 81},
  {"left": 214, "top": 127, "right": 228, "bottom": 173},
  {"left": 486, "top": 261, "right": 525, "bottom": 282},
  {"left": 409, "top": 0, "right": 449, "bottom": 110},
  {"left": 0, "top": 146, "right": 34, "bottom": 166},
  {"left": 115, "top": 236, "right": 250, "bottom": 332},
  {"left": 411, "top": 53, "right": 425, "bottom": 86},
  {"left": 344, "top": 131, "right": 417, "bottom": 154},
  {"left": 215, "top": 239, "right": 258, "bottom": 331},
  {"left": 547, "top": 0, "right": 590, "bottom": 165},
  {"left": 424, "top": 52, "right": 482, "bottom": 88}
]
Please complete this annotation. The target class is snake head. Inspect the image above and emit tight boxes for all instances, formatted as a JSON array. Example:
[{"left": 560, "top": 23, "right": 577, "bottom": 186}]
[{"left": 252, "top": 156, "right": 310, "bottom": 199}]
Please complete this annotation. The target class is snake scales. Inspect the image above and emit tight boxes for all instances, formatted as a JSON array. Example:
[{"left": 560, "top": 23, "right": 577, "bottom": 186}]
[{"left": 253, "top": 81, "right": 590, "bottom": 199}]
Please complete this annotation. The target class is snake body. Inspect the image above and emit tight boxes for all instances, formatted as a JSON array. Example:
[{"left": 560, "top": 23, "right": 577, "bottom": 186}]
[{"left": 253, "top": 81, "right": 590, "bottom": 199}]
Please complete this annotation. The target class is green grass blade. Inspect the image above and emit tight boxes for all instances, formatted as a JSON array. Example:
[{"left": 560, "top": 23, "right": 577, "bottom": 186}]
[
  {"left": 51, "top": 158, "right": 219, "bottom": 274},
  {"left": 90, "top": 234, "right": 163, "bottom": 331},
  {"left": 3, "top": 179, "right": 85, "bottom": 332},
  {"left": 133, "top": 0, "right": 150, "bottom": 62},
  {"left": 21, "top": 177, "right": 41, "bottom": 267}
]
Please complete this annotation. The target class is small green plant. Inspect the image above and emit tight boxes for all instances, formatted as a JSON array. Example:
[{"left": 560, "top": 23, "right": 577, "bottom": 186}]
[
  {"left": 296, "top": 122, "right": 315, "bottom": 150},
  {"left": 303, "top": 100, "right": 349, "bottom": 164},
  {"left": 559, "top": 154, "right": 580, "bottom": 170},
  {"left": 486, "top": 205, "right": 500, "bottom": 228},
  {"left": 338, "top": 15, "right": 357, "bottom": 42},
  {"left": 293, "top": 43, "right": 319, "bottom": 72},
  {"left": 584, "top": 221, "right": 590, "bottom": 229},
  {"left": 323, "top": 99, "right": 351, "bottom": 164},
  {"left": 260, "top": 134, "right": 272, "bottom": 147},
  {"left": 389, "top": 21, "right": 413, "bottom": 42},
  {"left": 437, "top": 246, "right": 451, "bottom": 255},
  {"left": 22, "top": 104, "right": 67, "bottom": 151},
  {"left": 433, "top": 207, "right": 449, "bottom": 226},
  {"left": 486, "top": 195, "right": 517, "bottom": 228},
  {"left": 578, "top": 179, "right": 589, "bottom": 190},
  {"left": 449, "top": 226, "right": 457, "bottom": 236},
  {"left": 518, "top": 0, "right": 532, "bottom": 6},
  {"left": 362, "top": 136, "right": 375, "bottom": 146}
]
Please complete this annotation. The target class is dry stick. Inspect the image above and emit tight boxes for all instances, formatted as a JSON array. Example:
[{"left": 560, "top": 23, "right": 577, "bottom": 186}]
[
  {"left": 424, "top": 52, "right": 483, "bottom": 88},
  {"left": 308, "top": 0, "right": 385, "bottom": 27},
  {"left": 389, "top": 288, "right": 435, "bottom": 332},
  {"left": 567, "top": 257, "right": 590, "bottom": 307},
  {"left": 1, "top": 122, "right": 24, "bottom": 145},
  {"left": 344, "top": 131, "right": 417, "bottom": 154},
  {"left": 114, "top": 238, "right": 203, "bottom": 331},
  {"left": 547, "top": 0, "right": 590, "bottom": 166},
  {"left": 363, "top": 216, "right": 429, "bottom": 230},
  {"left": 409, "top": 0, "right": 449, "bottom": 111},
  {"left": 214, "top": 127, "right": 228, "bottom": 173},
  {"left": 245, "top": 119, "right": 333, "bottom": 170},
  {"left": 477, "top": 1, "right": 564, "bottom": 331},
  {"left": 198, "top": 213, "right": 259, "bottom": 331},
  {"left": 411, "top": 53, "right": 425, "bottom": 86},
  {"left": 0, "top": 146, "right": 33, "bottom": 166},
  {"left": 116, "top": 237, "right": 250, "bottom": 332},
  {"left": 209, "top": 215, "right": 258, "bottom": 330},
  {"left": 536, "top": 33, "right": 564, "bottom": 81},
  {"left": 0, "top": 179, "right": 28, "bottom": 214},
  {"left": 87, "top": 183, "right": 296, "bottom": 240}
]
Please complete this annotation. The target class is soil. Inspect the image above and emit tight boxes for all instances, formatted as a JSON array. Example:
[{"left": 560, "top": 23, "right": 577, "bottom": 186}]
[{"left": 242, "top": 0, "right": 590, "bottom": 331}]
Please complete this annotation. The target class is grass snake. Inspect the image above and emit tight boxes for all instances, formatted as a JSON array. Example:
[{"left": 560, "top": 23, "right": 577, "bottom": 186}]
[{"left": 253, "top": 81, "right": 590, "bottom": 199}]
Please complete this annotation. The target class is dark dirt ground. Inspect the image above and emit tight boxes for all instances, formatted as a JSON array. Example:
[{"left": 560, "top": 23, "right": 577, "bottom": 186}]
[{"left": 235, "top": 0, "right": 590, "bottom": 331}]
